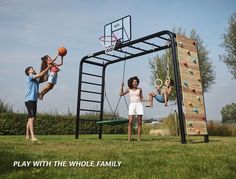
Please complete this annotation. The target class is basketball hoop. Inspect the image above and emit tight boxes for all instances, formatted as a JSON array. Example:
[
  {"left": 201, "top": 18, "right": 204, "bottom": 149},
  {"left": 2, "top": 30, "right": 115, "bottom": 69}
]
[{"left": 99, "top": 35, "right": 117, "bottom": 54}]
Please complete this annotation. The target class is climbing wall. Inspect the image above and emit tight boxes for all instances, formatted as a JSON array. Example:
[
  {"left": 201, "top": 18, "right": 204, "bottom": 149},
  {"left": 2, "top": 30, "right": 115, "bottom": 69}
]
[{"left": 176, "top": 35, "right": 208, "bottom": 135}]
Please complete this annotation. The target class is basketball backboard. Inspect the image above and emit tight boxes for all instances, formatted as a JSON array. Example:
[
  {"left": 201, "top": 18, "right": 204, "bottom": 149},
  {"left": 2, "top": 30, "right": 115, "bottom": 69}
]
[{"left": 103, "top": 15, "right": 132, "bottom": 48}]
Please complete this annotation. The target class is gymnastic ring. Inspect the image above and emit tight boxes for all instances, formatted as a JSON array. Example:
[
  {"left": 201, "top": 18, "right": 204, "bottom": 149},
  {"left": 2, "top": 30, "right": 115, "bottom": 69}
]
[{"left": 154, "top": 79, "right": 163, "bottom": 87}]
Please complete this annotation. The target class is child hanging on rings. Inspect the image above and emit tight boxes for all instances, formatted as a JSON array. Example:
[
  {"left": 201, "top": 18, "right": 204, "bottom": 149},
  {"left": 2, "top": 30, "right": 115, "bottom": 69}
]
[
  {"left": 146, "top": 78, "right": 174, "bottom": 107},
  {"left": 38, "top": 53, "right": 63, "bottom": 100}
]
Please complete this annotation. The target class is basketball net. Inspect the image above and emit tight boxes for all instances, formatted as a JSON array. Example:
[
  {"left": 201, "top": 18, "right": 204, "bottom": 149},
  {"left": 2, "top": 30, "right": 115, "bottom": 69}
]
[{"left": 99, "top": 36, "right": 117, "bottom": 54}]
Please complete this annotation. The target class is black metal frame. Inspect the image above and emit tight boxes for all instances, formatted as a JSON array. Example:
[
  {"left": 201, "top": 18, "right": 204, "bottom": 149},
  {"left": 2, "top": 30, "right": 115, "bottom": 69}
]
[{"left": 75, "top": 30, "right": 208, "bottom": 144}]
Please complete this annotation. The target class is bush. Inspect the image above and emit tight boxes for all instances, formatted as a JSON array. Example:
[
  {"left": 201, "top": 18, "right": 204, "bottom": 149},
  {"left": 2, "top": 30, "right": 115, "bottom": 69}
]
[
  {"left": 140, "top": 112, "right": 179, "bottom": 136},
  {"left": 0, "top": 112, "right": 128, "bottom": 135},
  {"left": 141, "top": 123, "right": 152, "bottom": 135},
  {"left": 150, "top": 112, "right": 179, "bottom": 136},
  {"left": 207, "top": 121, "right": 236, "bottom": 136},
  {"left": 0, "top": 99, "right": 13, "bottom": 113}
]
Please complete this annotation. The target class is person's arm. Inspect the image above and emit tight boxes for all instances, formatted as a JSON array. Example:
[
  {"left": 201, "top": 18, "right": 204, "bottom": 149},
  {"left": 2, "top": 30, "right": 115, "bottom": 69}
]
[
  {"left": 155, "top": 85, "right": 161, "bottom": 94},
  {"left": 56, "top": 56, "right": 63, "bottom": 66},
  {"left": 50, "top": 53, "right": 59, "bottom": 63},
  {"left": 166, "top": 86, "right": 172, "bottom": 95},
  {"left": 32, "top": 65, "right": 52, "bottom": 79},
  {"left": 139, "top": 88, "right": 145, "bottom": 102},
  {"left": 120, "top": 82, "right": 129, "bottom": 96}
]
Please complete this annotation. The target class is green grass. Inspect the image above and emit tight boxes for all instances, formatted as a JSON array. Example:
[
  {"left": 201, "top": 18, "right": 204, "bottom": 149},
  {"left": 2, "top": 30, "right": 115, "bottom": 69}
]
[{"left": 0, "top": 135, "right": 236, "bottom": 179}]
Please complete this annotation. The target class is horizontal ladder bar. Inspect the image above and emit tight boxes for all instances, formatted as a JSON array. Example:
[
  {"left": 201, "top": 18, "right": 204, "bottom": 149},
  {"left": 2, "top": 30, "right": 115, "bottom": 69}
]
[
  {"left": 104, "top": 53, "right": 123, "bottom": 59},
  {"left": 105, "top": 45, "right": 169, "bottom": 66},
  {"left": 129, "top": 45, "right": 148, "bottom": 52},
  {"left": 81, "top": 90, "right": 102, "bottom": 95},
  {"left": 116, "top": 49, "right": 134, "bottom": 55},
  {"left": 81, "top": 99, "right": 101, "bottom": 103},
  {"left": 142, "top": 41, "right": 161, "bottom": 48},
  {"left": 82, "top": 72, "right": 103, "bottom": 78},
  {"left": 81, "top": 81, "right": 102, "bottom": 86},
  {"left": 84, "top": 60, "right": 104, "bottom": 67},
  {"left": 93, "top": 56, "right": 111, "bottom": 62}
]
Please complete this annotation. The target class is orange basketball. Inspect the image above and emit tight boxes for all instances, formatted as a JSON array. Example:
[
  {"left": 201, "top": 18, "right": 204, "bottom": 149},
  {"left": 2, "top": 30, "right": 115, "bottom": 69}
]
[{"left": 58, "top": 47, "right": 67, "bottom": 57}]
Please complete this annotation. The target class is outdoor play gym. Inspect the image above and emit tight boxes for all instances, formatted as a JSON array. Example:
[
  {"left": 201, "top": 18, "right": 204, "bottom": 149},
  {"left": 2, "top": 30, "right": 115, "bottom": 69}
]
[{"left": 75, "top": 15, "right": 209, "bottom": 144}]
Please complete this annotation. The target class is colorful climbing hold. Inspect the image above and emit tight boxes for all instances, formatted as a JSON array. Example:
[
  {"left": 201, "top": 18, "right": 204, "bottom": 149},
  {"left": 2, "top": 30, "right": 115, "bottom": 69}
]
[
  {"left": 193, "top": 107, "right": 198, "bottom": 113},
  {"left": 188, "top": 102, "right": 193, "bottom": 106},
  {"left": 178, "top": 42, "right": 183, "bottom": 47},
  {"left": 197, "top": 96, "right": 201, "bottom": 101},
  {"left": 188, "top": 69, "right": 193, "bottom": 74},
  {"left": 192, "top": 88, "right": 196, "bottom": 93},
  {"left": 192, "top": 58, "right": 197, "bottom": 64},
  {"left": 183, "top": 62, "right": 188, "bottom": 66},
  {"left": 187, "top": 122, "right": 193, "bottom": 127},
  {"left": 187, "top": 50, "right": 191, "bottom": 55},
  {"left": 184, "top": 80, "right": 188, "bottom": 86}
]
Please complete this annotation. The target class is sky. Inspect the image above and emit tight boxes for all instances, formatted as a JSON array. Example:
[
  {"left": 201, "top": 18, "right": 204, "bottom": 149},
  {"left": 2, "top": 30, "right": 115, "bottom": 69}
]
[{"left": 0, "top": 0, "right": 235, "bottom": 121}]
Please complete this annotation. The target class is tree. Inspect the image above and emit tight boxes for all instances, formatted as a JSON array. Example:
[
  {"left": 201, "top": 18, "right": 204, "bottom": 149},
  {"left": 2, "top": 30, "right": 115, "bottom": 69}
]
[
  {"left": 221, "top": 103, "right": 236, "bottom": 123},
  {"left": 149, "top": 27, "right": 215, "bottom": 101},
  {"left": 220, "top": 12, "right": 236, "bottom": 79}
]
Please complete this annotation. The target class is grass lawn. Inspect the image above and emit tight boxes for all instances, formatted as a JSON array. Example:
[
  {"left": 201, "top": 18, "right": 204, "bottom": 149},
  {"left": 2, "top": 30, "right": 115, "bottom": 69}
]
[{"left": 0, "top": 135, "right": 236, "bottom": 179}]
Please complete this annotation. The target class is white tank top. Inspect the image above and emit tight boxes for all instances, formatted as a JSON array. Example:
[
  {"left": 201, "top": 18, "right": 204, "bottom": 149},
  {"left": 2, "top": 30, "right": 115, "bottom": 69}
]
[{"left": 129, "top": 88, "right": 141, "bottom": 103}]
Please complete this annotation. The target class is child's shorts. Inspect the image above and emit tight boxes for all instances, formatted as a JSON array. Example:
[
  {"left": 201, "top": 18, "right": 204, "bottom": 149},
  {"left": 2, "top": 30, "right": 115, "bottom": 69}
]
[
  {"left": 154, "top": 94, "right": 165, "bottom": 103},
  {"left": 47, "top": 72, "right": 58, "bottom": 85},
  {"left": 129, "top": 102, "right": 144, "bottom": 115}
]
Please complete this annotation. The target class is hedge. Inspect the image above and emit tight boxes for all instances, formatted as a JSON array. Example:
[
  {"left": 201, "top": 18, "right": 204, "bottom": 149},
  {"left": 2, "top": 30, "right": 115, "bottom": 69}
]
[{"left": 0, "top": 113, "right": 128, "bottom": 135}]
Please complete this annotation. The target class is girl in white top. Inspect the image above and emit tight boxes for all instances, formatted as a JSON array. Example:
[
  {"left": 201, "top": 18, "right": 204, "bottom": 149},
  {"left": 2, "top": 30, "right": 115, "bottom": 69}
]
[{"left": 120, "top": 76, "right": 144, "bottom": 141}]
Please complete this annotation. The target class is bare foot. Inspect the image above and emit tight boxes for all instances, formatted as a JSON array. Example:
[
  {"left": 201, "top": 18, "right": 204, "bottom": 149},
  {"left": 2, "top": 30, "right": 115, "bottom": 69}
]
[
  {"left": 25, "top": 136, "right": 30, "bottom": 140},
  {"left": 146, "top": 104, "right": 153, "bottom": 108},
  {"left": 31, "top": 138, "right": 41, "bottom": 143},
  {"left": 128, "top": 139, "right": 131, "bottom": 142},
  {"left": 137, "top": 138, "right": 141, "bottom": 141},
  {"left": 164, "top": 103, "right": 168, "bottom": 107}
]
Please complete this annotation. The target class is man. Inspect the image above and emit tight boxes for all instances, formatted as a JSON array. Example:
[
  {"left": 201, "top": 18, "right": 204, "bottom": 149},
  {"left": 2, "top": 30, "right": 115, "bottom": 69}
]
[{"left": 24, "top": 64, "right": 52, "bottom": 142}]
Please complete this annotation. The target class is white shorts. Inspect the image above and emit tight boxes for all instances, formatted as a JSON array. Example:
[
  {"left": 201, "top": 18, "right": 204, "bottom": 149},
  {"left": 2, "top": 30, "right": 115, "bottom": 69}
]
[
  {"left": 47, "top": 72, "right": 57, "bottom": 85},
  {"left": 129, "top": 102, "right": 144, "bottom": 115}
]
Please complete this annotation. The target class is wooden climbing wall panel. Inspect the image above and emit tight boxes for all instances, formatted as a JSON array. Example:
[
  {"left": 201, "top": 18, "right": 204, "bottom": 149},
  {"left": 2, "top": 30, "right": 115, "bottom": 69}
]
[{"left": 176, "top": 35, "right": 208, "bottom": 135}]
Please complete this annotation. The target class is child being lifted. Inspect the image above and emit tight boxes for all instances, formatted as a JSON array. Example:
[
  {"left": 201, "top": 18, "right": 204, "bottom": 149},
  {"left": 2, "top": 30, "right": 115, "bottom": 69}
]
[{"left": 38, "top": 53, "right": 63, "bottom": 100}]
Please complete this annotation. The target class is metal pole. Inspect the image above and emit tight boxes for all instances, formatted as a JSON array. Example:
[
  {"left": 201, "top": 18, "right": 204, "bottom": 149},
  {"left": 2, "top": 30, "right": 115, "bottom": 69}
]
[
  {"left": 169, "top": 33, "right": 186, "bottom": 144},
  {"left": 75, "top": 60, "right": 84, "bottom": 139},
  {"left": 99, "top": 65, "right": 106, "bottom": 139},
  {"left": 204, "top": 135, "right": 209, "bottom": 143}
]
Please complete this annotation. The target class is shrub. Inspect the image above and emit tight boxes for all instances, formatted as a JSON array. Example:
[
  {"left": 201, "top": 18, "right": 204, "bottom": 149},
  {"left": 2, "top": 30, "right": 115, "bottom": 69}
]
[
  {"left": 0, "top": 99, "right": 13, "bottom": 113},
  {"left": 0, "top": 112, "right": 127, "bottom": 135},
  {"left": 150, "top": 112, "right": 179, "bottom": 136},
  {"left": 207, "top": 120, "right": 236, "bottom": 136}
]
